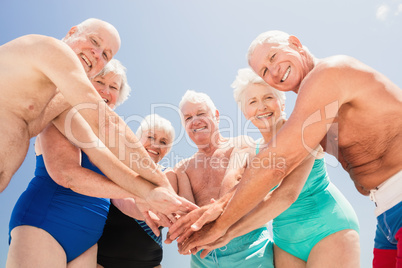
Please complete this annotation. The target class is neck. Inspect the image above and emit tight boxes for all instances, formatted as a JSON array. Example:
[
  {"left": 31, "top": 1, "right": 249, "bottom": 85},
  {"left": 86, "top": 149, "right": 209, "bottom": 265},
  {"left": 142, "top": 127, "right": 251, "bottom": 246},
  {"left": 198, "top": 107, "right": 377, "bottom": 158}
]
[
  {"left": 259, "top": 118, "right": 286, "bottom": 144},
  {"left": 197, "top": 134, "right": 227, "bottom": 155}
]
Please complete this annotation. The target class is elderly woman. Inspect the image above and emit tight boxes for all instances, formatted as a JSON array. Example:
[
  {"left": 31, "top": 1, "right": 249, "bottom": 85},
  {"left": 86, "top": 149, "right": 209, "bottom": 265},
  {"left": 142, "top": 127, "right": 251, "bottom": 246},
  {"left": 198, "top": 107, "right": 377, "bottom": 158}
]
[
  {"left": 8, "top": 59, "right": 133, "bottom": 267},
  {"left": 216, "top": 68, "right": 361, "bottom": 267},
  {"left": 97, "top": 114, "right": 182, "bottom": 268}
]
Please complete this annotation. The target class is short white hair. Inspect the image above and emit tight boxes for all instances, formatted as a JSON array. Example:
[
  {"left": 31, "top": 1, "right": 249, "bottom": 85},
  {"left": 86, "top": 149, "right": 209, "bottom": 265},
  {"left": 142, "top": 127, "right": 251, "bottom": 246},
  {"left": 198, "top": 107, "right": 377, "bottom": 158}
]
[
  {"left": 232, "top": 68, "right": 286, "bottom": 117},
  {"left": 96, "top": 59, "right": 131, "bottom": 107},
  {"left": 179, "top": 90, "right": 217, "bottom": 115},
  {"left": 62, "top": 18, "right": 119, "bottom": 42},
  {"left": 135, "top": 114, "right": 175, "bottom": 153},
  {"left": 247, "top": 30, "right": 291, "bottom": 61}
]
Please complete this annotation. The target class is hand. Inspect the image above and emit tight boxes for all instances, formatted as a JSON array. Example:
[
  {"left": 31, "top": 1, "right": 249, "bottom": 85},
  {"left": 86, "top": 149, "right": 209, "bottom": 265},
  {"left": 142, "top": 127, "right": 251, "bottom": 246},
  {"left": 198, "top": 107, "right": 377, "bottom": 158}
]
[
  {"left": 145, "top": 186, "right": 198, "bottom": 216},
  {"left": 166, "top": 198, "right": 224, "bottom": 244},
  {"left": 177, "top": 231, "right": 231, "bottom": 258},
  {"left": 178, "top": 221, "right": 228, "bottom": 255}
]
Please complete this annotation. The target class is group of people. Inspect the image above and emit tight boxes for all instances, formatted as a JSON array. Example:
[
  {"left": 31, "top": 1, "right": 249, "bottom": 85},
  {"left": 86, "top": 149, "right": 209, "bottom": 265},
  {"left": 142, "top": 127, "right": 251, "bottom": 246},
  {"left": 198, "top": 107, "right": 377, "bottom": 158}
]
[{"left": 1, "top": 17, "right": 401, "bottom": 268}]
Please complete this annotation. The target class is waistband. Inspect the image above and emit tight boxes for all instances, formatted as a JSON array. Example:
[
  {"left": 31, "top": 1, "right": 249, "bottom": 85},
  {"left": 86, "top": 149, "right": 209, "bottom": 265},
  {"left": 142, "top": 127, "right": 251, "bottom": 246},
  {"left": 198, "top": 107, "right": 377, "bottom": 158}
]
[{"left": 369, "top": 169, "right": 402, "bottom": 216}]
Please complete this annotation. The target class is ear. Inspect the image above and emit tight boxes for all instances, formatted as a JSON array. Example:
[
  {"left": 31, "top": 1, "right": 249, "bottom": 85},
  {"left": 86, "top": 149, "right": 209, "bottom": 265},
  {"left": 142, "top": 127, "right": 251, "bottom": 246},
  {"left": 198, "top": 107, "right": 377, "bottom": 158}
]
[
  {"left": 65, "top": 26, "right": 78, "bottom": 39},
  {"left": 215, "top": 109, "right": 220, "bottom": 123},
  {"left": 288, "top": 35, "right": 302, "bottom": 50}
]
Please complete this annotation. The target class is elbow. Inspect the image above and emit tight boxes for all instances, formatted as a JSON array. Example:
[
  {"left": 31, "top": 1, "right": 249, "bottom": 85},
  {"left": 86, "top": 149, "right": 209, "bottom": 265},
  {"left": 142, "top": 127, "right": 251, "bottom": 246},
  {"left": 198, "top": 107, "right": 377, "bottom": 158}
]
[{"left": 48, "top": 167, "right": 75, "bottom": 189}]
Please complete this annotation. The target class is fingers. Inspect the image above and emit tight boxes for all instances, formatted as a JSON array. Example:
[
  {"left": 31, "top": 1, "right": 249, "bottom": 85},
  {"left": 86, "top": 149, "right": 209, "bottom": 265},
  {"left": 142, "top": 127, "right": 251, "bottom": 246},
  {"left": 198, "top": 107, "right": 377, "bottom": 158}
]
[
  {"left": 176, "top": 227, "right": 194, "bottom": 243},
  {"left": 191, "top": 208, "right": 220, "bottom": 231},
  {"left": 200, "top": 247, "right": 211, "bottom": 258},
  {"left": 143, "top": 213, "right": 160, "bottom": 237},
  {"left": 168, "top": 215, "right": 193, "bottom": 241}
]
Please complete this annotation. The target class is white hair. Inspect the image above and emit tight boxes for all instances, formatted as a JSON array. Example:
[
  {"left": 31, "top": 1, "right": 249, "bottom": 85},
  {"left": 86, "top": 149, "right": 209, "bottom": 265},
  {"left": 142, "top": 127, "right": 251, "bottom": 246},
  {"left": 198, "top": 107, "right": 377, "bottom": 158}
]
[
  {"left": 135, "top": 114, "right": 175, "bottom": 153},
  {"left": 232, "top": 68, "right": 286, "bottom": 118},
  {"left": 179, "top": 90, "right": 217, "bottom": 115},
  {"left": 96, "top": 59, "right": 131, "bottom": 106},
  {"left": 247, "top": 30, "right": 291, "bottom": 61},
  {"left": 247, "top": 30, "right": 312, "bottom": 61}
]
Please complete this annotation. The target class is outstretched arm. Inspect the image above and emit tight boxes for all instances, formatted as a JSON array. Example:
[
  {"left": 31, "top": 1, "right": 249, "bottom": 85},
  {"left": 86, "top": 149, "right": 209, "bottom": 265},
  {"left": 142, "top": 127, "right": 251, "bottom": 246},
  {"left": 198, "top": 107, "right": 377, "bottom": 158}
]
[
  {"left": 52, "top": 110, "right": 198, "bottom": 216},
  {"left": 34, "top": 36, "right": 170, "bottom": 188},
  {"left": 39, "top": 123, "right": 136, "bottom": 199},
  {"left": 182, "top": 154, "right": 316, "bottom": 256},
  {"left": 177, "top": 67, "right": 348, "bottom": 251}
]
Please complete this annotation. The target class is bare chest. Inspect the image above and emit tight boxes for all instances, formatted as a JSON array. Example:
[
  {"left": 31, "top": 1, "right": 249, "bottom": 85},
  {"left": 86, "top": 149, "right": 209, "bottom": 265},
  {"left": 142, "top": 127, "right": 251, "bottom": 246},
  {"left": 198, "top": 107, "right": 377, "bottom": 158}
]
[{"left": 187, "top": 150, "right": 232, "bottom": 206}]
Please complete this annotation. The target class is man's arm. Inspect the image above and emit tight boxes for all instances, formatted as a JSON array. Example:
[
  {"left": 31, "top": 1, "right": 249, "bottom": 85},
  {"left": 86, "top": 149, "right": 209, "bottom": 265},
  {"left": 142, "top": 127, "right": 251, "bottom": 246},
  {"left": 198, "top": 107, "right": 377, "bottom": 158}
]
[
  {"left": 180, "top": 67, "right": 349, "bottom": 247},
  {"left": 181, "top": 154, "right": 315, "bottom": 256},
  {"left": 34, "top": 36, "right": 170, "bottom": 188},
  {"left": 52, "top": 109, "right": 198, "bottom": 215}
]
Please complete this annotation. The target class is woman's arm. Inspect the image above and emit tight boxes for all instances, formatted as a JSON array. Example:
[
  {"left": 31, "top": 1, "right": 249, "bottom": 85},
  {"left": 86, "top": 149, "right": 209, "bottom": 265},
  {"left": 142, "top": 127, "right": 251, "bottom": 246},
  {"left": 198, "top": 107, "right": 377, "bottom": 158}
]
[{"left": 39, "top": 123, "right": 136, "bottom": 199}]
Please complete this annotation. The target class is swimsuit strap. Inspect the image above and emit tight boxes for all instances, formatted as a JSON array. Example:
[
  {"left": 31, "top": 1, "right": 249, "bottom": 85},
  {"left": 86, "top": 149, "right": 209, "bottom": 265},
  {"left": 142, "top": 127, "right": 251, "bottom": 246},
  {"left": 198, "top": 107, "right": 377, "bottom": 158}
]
[{"left": 256, "top": 139, "right": 261, "bottom": 154}]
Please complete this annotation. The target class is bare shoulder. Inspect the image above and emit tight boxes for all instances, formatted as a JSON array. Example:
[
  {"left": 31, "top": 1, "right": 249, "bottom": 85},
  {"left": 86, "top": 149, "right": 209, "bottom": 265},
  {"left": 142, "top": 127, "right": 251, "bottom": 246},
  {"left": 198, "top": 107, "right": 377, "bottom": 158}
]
[
  {"left": 228, "top": 135, "right": 255, "bottom": 150},
  {"left": 174, "top": 156, "right": 195, "bottom": 174}
]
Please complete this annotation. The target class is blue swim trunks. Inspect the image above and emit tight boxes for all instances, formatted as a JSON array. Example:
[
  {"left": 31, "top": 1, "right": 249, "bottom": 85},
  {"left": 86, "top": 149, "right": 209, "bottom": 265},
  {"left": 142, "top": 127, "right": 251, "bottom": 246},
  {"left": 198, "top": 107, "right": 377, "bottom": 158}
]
[
  {"left": 9, "top": 153, "right": 110, "bottom": 262},
  {"left": 191, "top": 226, "right": 274, "bottom": 268}
]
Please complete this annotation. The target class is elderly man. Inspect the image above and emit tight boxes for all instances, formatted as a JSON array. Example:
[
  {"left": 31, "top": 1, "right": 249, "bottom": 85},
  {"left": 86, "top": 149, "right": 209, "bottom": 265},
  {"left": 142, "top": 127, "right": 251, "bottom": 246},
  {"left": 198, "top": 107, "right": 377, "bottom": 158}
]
[
  {"left": 0, "top": 18, "right": 194, "bottom": 216},
  {"left": 168, "top": 90, "right": 274, "bottom": 268},
  {"left": 179, "top": 31, "right": 402, "bottom": 267}
]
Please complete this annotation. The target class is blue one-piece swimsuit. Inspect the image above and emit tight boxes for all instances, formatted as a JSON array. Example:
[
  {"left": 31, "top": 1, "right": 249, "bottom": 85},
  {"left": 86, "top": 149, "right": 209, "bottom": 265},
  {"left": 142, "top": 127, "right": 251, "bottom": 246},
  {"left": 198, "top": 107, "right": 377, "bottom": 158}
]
[{"left": 9, "top": 152, "right": 110, "bottom": 262}]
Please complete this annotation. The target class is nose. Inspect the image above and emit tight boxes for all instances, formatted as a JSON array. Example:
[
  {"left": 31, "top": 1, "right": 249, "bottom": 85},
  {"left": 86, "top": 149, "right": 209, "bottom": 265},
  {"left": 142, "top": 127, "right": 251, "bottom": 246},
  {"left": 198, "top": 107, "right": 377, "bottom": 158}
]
[
  {"left": 257, "top": 101, "right": 267, "bottom": 111},
  {"left": 99, "top": 85, "right": 110, "bottom": 94}
]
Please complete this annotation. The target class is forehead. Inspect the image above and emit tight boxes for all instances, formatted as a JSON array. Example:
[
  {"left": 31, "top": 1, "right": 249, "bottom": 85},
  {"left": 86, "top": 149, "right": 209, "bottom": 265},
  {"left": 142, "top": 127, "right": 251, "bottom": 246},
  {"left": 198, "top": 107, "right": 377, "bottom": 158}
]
[
  {"left": 244, "top": 83, "right": 277, "bottom": 100},
  {"left": 142, "top": 129, "right": 171, "bottom": 140},
  {"left": 98, "top": 72, "right": 122, "bottom": 85},
  {"left": 181, "top": 101, "right": 211, "bottom": 115},
  {"left": 249, "top": 43, "right": 280, "bottom": 67},
  {"left": 83, "top": 24, "right": 120, "bottom": 56}
]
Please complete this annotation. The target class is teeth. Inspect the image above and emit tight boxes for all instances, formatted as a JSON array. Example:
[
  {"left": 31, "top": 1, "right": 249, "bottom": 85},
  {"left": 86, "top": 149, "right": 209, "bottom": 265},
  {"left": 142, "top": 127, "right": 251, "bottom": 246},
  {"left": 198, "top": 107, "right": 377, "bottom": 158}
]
[
  {"left": 281, "top": 66, "right": 290, "bottom": 82},
  {"left": 147, "top": 149, "right": 158, "bottom": 155},
  {"left": 256, "top": 113, "right": 273, "bottom": 119},
  {"left": 193, "top": 127, "right": 206, "bottom": 132},
  {"left": 81, "top": 54, "right": 92, "bottom": 67},
  {"left": 103, "top": 98, "right": 108, "bottom": 103}
]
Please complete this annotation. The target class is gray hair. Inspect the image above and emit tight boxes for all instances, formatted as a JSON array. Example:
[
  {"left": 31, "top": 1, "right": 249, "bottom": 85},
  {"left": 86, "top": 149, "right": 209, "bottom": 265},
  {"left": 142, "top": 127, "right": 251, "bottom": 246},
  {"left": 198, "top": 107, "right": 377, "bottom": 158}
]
[
  {"left": 247, "top": 30, "right": 291, "bottom": 61},
  {"left": 232, "top": 68, "right": 286, "bottom": 118},
  {"left": 179, "top": 90, "right": 217, "bottom": 115},
  {"left": 247, "top": 30, "right": 311, "bottom": 61},
  {"left": 96, "top": 59, "right": 131, "bottom": 106},
  {"left": 62, "top": 18, "right": 119, "bottom": 43},
  {"left": 135, "top": 114, "right": 175, "bottom": 153}
]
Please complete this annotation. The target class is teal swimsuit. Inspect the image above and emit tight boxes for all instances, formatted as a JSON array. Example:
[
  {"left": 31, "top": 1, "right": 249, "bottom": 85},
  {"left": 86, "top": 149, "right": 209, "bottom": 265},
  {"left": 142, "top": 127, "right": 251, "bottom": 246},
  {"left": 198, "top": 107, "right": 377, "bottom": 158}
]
[{"left": 256, "top": 143, "right": 359, "bottom": 261}]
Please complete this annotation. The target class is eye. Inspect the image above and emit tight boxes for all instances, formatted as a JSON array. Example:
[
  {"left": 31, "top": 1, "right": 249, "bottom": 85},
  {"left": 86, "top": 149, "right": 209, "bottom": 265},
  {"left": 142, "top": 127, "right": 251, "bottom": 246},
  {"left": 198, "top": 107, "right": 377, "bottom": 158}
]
[
  {"left": 270, "top": 53, "right": 276, "bottom": 61},
  {"left": 96, "top": 80, "right": 104, "bottom": 85},
  {"left": 249, "top": 100, "right": 256, "bottom": 105},
  {"left": 160, "top": 140, "right": 167, "bottom": 145},
  {"left": 262, "top": 68, "right": 268, "bottom": 77},
  {"left": 185, "top": 116, "right": 192, "bottom": 121},
  {"left": 91, "top": 37, "right": 99, "bottom": 46},
  {"left": 147, "top": 136, "right": 155, "bottom": 140},
  {"left": 111, "top": 86, "right": 118, "bottom": 91},
  {"left": 103, "top": 52, "right": 108, "bottom": 61},
  {"left": 265, "top": 96, "right": 273, "bottom": 100}
]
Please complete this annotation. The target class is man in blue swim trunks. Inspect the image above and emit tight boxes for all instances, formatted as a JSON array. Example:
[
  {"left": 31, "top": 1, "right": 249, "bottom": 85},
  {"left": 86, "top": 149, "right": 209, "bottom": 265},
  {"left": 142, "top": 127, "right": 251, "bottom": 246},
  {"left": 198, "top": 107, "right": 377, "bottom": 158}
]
[
  {"left": 166, "top": 90, "right": 274, "bottom": 268},
  {"left": 176, "top": 30, "right": 402, "bottom": 267}
]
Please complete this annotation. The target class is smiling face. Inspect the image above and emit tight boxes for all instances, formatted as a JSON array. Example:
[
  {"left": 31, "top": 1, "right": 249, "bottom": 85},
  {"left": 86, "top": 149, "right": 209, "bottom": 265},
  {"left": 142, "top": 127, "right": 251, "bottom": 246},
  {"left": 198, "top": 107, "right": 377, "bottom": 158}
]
[
  {"left": 248, "top": 37, "right": 311, "bottom": 93},
  {"left": 139, "top": 129, "right": 171, "bottom": 163},
  {"left": 64, "top": 22, "right": 121, "bottom": 78},
  {"left": 243, "top": 83, "right": 284, "bottom": 131},
  {"left": 91, "top": 72, "right": 121, "bottom": 108},
  {"left": 180, "top": 101, "right": 219, "bottom": 146}
]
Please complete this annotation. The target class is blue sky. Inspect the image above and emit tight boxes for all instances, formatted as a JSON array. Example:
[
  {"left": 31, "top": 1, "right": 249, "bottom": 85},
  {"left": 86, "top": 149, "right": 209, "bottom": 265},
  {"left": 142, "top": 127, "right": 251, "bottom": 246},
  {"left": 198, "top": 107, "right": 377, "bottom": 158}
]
[{"left": 1, "top": 0, "right": 401, "bottom": 267}]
